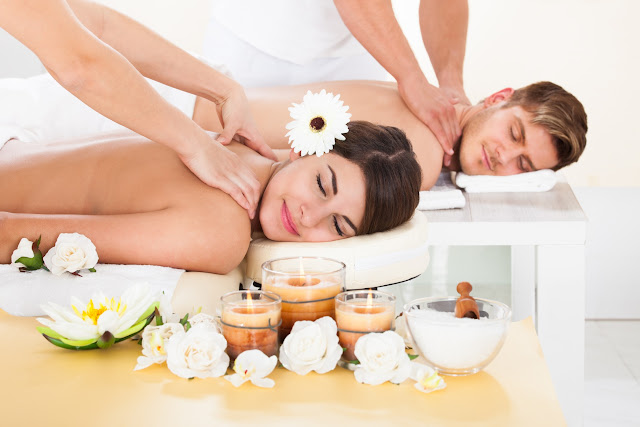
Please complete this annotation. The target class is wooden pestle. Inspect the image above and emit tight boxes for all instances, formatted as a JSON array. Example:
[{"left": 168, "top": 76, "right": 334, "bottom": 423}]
[{"left": 455, "top": 282, "right": 480, "bottom": 319}]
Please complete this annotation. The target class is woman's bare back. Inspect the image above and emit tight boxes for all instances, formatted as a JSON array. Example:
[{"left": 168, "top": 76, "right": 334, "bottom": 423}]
[{"left": 0, "top": 132, "right": 273, "bottom": 273}]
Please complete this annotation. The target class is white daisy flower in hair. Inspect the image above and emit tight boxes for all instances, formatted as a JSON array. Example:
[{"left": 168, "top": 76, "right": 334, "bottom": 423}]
[{"left": 285, "top": 90, "right": 351, "bottom": 157}]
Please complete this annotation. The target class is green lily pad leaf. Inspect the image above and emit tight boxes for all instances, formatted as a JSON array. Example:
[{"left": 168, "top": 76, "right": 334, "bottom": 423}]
[
  {"left": 42, "top": 334, "right": 99, "bottom": 350},
  {"left": 60, "top": 336, "right": 99, "bottom": 347},
  {"left": 36, "top": 326, "right": 65, "bottom": 340},
  {"left": 134, "top": 302, "right": 159, "bottom": 325},
  {"left": 114, "top": 309, "right": 156, "bottom": 340}
]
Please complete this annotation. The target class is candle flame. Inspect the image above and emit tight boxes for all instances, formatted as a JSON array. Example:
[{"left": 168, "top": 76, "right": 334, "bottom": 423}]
[
  {"left": 367, "top": 291, "right": 373, "bottom": 307},
  {"left": 298, "top": 258, "right": 305, "bottom": 277},
  {"left": 246, "top": 291, "right": 254, "bottom": 312}
]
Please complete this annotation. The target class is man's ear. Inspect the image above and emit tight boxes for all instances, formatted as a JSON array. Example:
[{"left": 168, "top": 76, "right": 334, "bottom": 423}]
[
  {"left": 483, "top": 88, "right": 515, "bottom": 107},
  {"left": 289, "top": 148, "right": 302, "bottom": 162}
]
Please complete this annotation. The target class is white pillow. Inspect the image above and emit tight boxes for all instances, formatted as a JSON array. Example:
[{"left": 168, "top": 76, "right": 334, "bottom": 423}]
[{"left": 245, "top": 211, "right": 429, "bottom": 290}]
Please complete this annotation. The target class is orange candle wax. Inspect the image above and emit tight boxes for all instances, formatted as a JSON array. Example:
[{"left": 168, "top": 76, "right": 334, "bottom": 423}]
[
  {"left": 263, "top": 276, "right": 342, "bottom": 340},
  {"left": 335, "top": 301, "right": 395, "bottom": 361},
  {"left": 221, "top": 304, "right": 280, "bottom": 360}
]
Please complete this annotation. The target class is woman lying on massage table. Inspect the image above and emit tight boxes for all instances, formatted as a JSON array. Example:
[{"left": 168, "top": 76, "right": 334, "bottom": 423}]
[{"left": 0, "top": 121, "right": 421, "bottom": 274}]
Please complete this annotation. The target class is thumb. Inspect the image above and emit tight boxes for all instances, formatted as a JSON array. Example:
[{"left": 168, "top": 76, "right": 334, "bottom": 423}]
[{"left": 216, "top": 125, "right": 238, "bottom": 145}]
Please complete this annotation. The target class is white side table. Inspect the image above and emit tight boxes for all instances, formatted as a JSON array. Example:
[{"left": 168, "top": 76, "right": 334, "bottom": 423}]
[{"left": 423, "top": 174, "right": 586, "bottom": 427}]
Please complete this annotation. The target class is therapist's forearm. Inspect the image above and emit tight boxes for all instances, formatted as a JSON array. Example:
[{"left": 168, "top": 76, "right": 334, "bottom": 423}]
[
  {"left": 419, "top": 0, "right": 468, "bottom": 91},
  {"left": 333, "top": 0, "right": 426, "bottom": 85},
  {"left": 0, "top": 0, "right": 212, "bottom": 158},
  {"left": 67, "top": 0, "right": 236, "bottom": 106}
]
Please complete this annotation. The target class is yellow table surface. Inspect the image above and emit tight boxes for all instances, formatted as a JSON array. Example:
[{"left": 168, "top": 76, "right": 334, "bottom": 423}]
[{"left": 0, "top": 310, "right": 565, "bottom": 426}]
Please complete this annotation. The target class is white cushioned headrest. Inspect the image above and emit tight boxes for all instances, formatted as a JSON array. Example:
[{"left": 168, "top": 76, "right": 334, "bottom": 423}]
[{"left": 246, "top": 211, "right": 429, "bottom": 290}]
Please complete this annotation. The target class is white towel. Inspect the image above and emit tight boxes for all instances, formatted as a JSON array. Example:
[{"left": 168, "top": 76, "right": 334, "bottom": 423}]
[
  {"left": 0, "top": 264, "right": 184, "bottom": 316},
  {"left": 418, "top": 172, "right": 466, "bottom": 210},
  {"left": 454, "top": 169, "right": 557, "bottom": 193}
]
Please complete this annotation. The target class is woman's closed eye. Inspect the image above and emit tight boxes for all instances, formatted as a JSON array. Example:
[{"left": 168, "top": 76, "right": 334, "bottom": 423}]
[
  {"left": 316, "top": 173, "right": 326, "bottom": 196},
  {"left": 333, "top": 215, "right": 345, "bottom": 237}
]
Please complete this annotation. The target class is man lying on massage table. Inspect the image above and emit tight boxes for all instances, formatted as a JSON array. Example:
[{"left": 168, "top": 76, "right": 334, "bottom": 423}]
[{"left": 193, "top": 80, "right": 588, "bottom": 191}]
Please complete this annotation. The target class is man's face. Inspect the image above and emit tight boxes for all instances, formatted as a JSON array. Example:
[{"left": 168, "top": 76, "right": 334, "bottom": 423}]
[{"left": 458, "top": 103, "right": 559, "bottom": 176}]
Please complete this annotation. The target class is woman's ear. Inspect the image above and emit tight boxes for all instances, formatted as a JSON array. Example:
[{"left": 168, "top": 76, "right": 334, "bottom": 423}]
[
  {"left": 289, "top": 148, "right": 302, "bottom": 162},
  {"left": 483, "top": 88, "right": 515, "bottom": 107}
]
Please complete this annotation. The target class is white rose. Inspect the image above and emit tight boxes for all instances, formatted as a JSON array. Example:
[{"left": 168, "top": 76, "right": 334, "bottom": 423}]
[
  {"left": 134, "top": 323, "right": 185, "bottom": 371},
  {"left": 165, "top": 324, "right": 230, "bottom": 379},
  {"left": 188, "top": 313, "right": 218, "bottom": 329},
  {"left": 354, "top": 331, "right": 412, "bottom": 386},
  {"left": 279, "top": 316, "right": 342, "bottom": 375},
  {"left": 11, "top": 238, "right": 34, "bottom": 268},
  {"left": 43, "top": 233, "right": 98, "bottom": 276}
]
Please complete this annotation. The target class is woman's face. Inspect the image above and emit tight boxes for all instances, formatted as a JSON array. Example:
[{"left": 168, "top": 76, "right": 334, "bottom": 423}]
[{"left": 259, "top": 152, "right": 366, "bottom": 242}]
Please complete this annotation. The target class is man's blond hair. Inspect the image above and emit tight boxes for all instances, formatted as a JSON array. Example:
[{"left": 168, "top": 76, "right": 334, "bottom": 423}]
[{"left": 506, "top": 82, "right": 587, "bottom": 170}]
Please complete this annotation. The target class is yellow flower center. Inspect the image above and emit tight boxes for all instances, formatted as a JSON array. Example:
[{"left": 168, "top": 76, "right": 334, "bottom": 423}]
[
  {"left": 309, "top": 116, "right": 326, "bottom": 133},
  {"left": 234, "top": 361, "right": 256, "bottom": 379},
  {"left": 72, "top": 297, "right": 127, "bottom": 325}
]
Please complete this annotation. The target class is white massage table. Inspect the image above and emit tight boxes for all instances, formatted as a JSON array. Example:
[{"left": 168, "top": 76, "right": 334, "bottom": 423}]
[{"left": 424, "top": 172, "right": 587, "bottom": 427}]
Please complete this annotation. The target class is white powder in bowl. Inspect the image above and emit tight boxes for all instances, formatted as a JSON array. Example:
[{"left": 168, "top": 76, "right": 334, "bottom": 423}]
[{"left": 406, "top": 309, "right": 507, "bottom": 371}]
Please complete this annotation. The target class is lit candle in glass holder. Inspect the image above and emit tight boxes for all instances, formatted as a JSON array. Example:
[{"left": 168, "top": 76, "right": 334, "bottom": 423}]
[
  {"left": 262, "top": 257, "right": 345, "bottom": 341},
  {"left": 220, "top": 290, "right": 281, "bottom": 360},
  {"left": 335, "top": 290, "right": 396, "bottom": 363}
]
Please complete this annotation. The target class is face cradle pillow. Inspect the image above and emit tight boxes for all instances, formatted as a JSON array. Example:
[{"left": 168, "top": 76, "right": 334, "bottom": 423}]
[{"left": 245, "top": 211, "right": 429, "bottom": 290}]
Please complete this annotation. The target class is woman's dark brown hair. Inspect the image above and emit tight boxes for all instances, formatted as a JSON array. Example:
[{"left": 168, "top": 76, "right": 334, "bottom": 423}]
[{"left": 331, "top": 120, "right": 421, "bottom": 235}]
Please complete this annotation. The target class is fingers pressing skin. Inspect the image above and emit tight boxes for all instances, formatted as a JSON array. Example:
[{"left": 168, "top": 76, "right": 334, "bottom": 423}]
[
  {"left": 398, "top": 79, "right": 463, "bottom": 166},
  {"left": 215, "top": 84, "right": 277, "bottom": 161},
  {"left": 180, "top": 138, "right": 261, "bottom": 218}
]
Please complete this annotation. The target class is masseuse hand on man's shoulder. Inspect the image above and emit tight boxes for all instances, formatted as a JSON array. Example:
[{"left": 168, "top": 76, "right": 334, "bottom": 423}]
[{"left": 398, "top": 74, "right": 470, "bottom": 167}]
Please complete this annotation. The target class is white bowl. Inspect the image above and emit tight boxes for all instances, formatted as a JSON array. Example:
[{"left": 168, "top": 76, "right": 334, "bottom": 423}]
[{"left": 404, "top": 297, "right": 511, "bottom": 376}]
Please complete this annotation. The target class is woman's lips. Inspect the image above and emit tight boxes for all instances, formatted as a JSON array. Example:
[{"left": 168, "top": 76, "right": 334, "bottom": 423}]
[
  {"left": 281, "top": 202, "right": 299, "bottom": 236},
  {"left": 482, "top": 146, "right": 492, "bottom": 171}
]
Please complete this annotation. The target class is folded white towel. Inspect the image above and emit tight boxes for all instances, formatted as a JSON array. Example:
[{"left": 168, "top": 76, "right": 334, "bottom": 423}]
[
  {"left": 0, "top": 264, "right": 184, "bottom": 316},
  {"left": 418, "top": 190, "right": 466, "bottom": 210},
  {"left": 453, "top": 169, "right": 557, "bottom": 193},
  {"left": 418, "top": 172, "right": 466, "bottom": 210}
]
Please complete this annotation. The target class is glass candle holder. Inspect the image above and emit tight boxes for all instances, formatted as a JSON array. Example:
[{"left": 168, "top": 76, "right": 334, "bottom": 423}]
[
  {"left": 335, "top": 290, "right": 396, "bottom": 363},
  {"left": 262, "top": 257, "right": 345, "bottom": 341},
  {"left": 220, "top": 290, "right": 281, "bottom": 360}
]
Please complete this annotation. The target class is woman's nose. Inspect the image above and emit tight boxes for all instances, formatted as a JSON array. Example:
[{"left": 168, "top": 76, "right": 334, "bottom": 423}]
[{"left": 299, "top": 203, "right": 324, "bottom": 228}]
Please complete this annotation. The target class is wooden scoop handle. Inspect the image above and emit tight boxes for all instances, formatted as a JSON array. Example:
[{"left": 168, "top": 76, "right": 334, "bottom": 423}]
[{"left": 455, "top": 282, "right": 480, "bottom": 319}]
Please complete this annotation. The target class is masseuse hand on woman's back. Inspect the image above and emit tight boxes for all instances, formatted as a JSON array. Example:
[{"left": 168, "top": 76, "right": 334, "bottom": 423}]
[{"left": 0, "top": 0, "right": 275, "bottom": 218}]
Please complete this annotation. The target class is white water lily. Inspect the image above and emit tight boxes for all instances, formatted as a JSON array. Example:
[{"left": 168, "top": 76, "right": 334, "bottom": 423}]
[
  {"left": 134, "top": 322, "right": 185, "bottom": 371},
  {"left": 353, "top": 331, "right": 412, "bottom": 386},
  {"left": 11, "top": 237, "right": 34, "bottom": 268},
  {"left": 285, "top": 89, "right": 351, "bottom": 157},
  {"left": 165, "top": 324, "right": 229, "bottom": 379},
  {"left": 36, "top": 283, "right": 158, "bottom": 349},
  {"left": 279, "top": 316, "right": 342, "bottom": 375},
  {"left": 224, "top": 349, "right": 277, "bottom": 388},
  {"left": 43, "top": 233, "right": 98, "bottom": 276},
  {"left": 410, "top": 362, "right": 446, "bottom": 394}
]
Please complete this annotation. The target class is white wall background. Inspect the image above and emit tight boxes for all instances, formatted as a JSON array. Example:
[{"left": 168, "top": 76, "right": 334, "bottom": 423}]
[{"left": 1, "top": 0, "right": 638, "bottom": 318}]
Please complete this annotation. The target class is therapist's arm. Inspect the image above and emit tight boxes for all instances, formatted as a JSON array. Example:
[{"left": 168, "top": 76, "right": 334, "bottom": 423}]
[
  {"left": 420, "top": 0, "right": 469, "bottom": 106},
  {"left": 333, "top": 0, "right": 464, "bottom": 165},
  {"left": 0, "top": 0, "right": 265, "bottom": 218}
]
